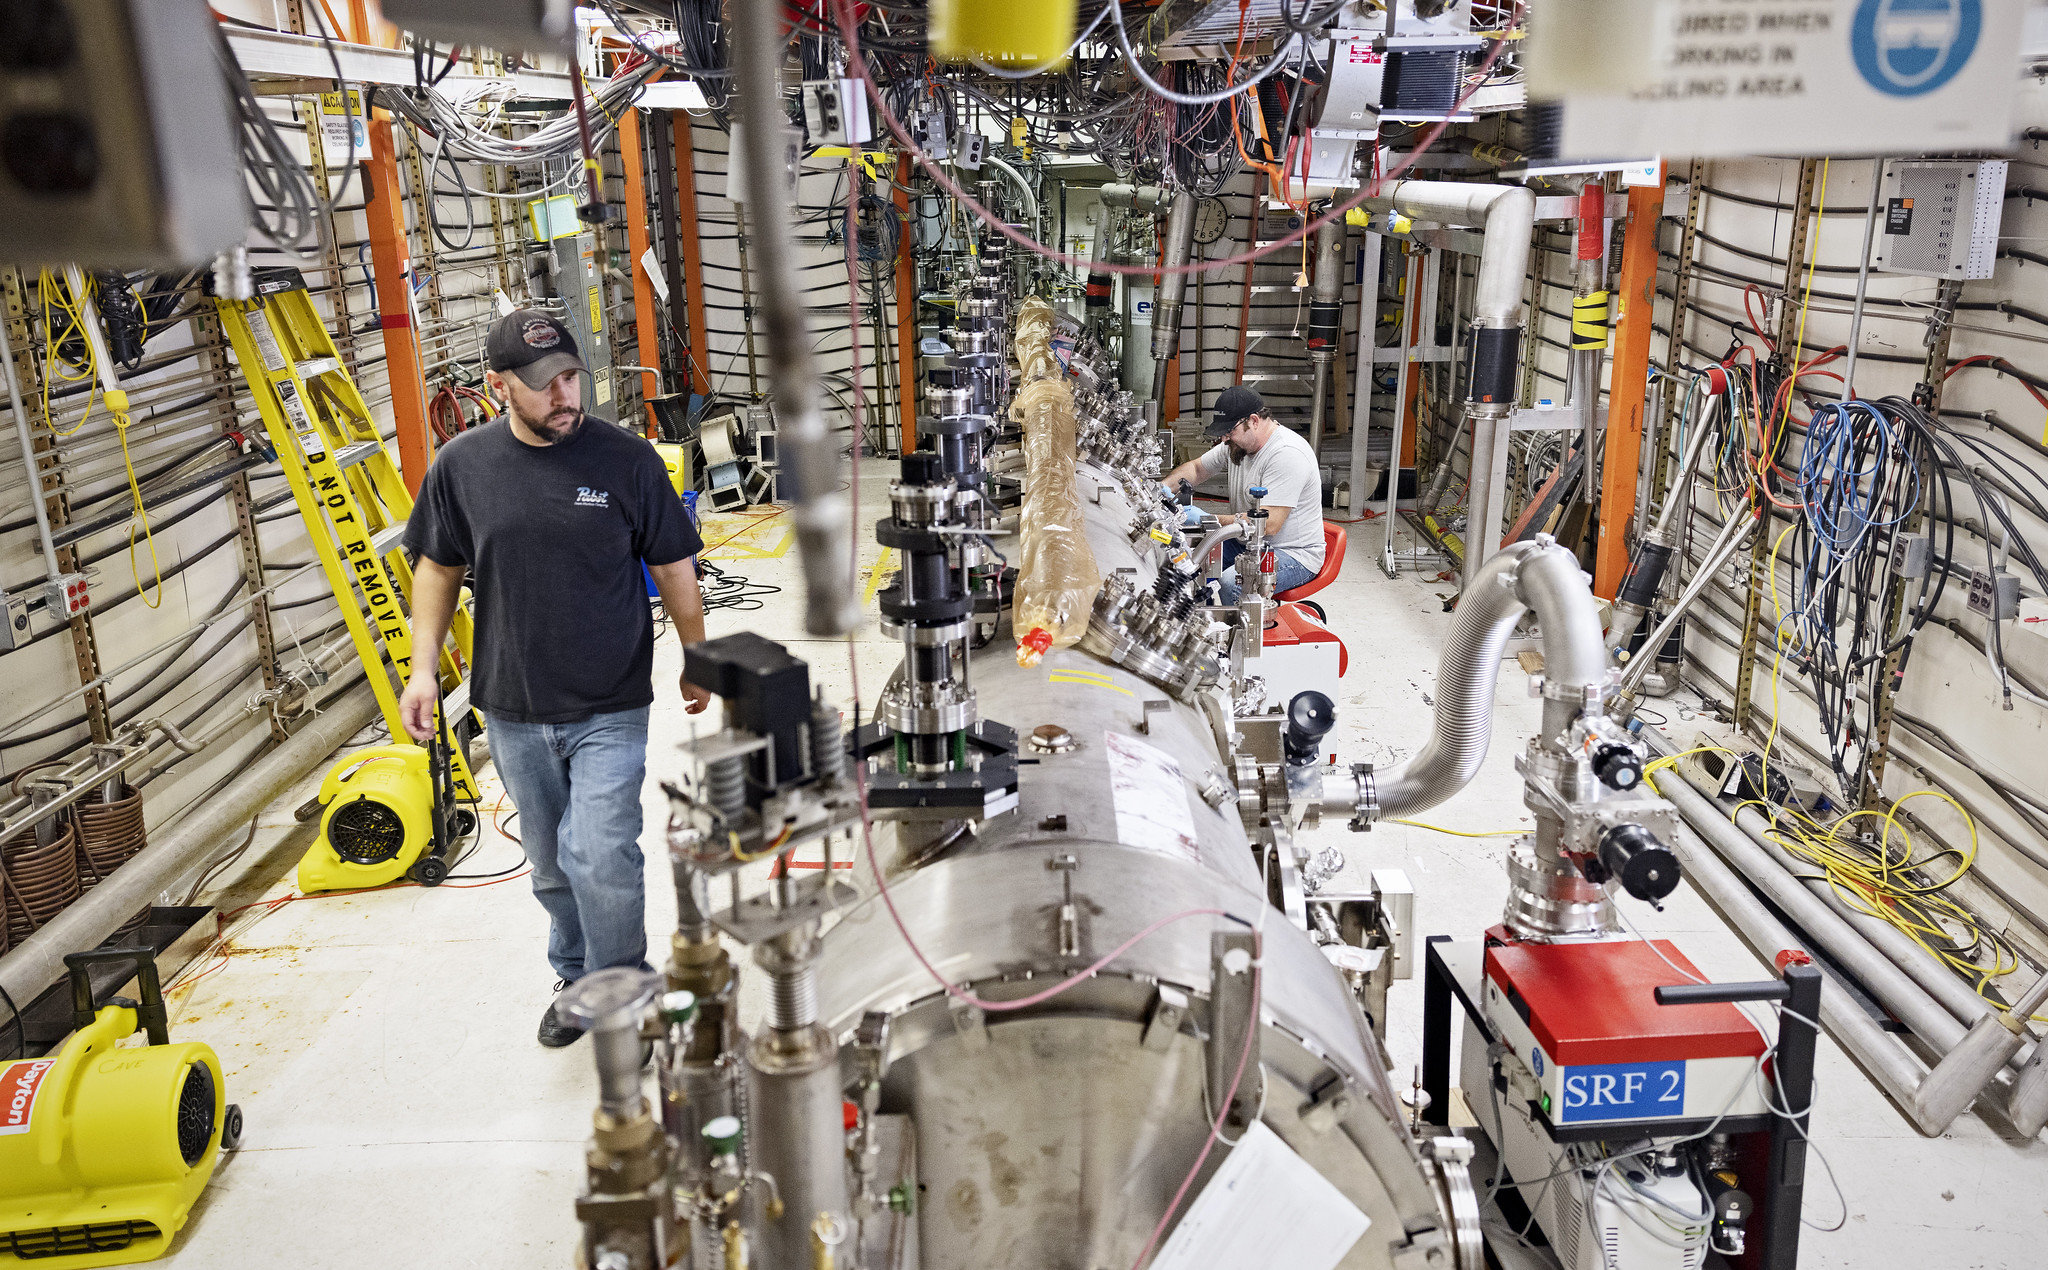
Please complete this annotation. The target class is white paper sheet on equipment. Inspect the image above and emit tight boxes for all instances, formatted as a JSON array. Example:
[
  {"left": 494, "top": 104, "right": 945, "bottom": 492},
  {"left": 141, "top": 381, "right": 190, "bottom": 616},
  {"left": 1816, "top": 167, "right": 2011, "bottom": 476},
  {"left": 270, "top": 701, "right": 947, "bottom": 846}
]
[
  {"left": 1149, "top": 1121, "right": 1371, "bottom": 1270},
  {"left": 638, "top": 247, "right": 670, "bottom": 304},
  {"left": 1104, "top": 730, "right": 1200, "bottom": 864}
]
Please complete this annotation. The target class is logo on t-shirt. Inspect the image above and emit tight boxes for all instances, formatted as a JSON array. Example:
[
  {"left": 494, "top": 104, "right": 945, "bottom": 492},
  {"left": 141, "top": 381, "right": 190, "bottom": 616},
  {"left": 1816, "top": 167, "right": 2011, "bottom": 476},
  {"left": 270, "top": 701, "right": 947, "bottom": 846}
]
[
  {"left": 575, "top": 486, "right": 610, "bottom": 508},
  {"left": 522, "top": 319, "right": 562, "bottom": 349}
]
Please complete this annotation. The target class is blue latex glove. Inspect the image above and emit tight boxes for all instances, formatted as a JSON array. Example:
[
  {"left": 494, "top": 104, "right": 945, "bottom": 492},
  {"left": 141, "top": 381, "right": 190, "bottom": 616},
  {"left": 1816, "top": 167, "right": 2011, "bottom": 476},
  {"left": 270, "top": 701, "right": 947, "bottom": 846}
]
[
  {"left": 1181, "top": 504, "right": 1204, "bottom": 529},
  {"left": 1158, "top": 481, "right": 1175, "bottom": 500}
]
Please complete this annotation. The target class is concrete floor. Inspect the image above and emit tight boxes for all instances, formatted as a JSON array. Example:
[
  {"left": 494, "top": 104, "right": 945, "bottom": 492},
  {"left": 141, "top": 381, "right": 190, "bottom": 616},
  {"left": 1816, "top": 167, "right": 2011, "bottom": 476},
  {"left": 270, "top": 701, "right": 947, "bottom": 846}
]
[{"left": 150, "top": 463, "right": 2048, "bottom": 1267}]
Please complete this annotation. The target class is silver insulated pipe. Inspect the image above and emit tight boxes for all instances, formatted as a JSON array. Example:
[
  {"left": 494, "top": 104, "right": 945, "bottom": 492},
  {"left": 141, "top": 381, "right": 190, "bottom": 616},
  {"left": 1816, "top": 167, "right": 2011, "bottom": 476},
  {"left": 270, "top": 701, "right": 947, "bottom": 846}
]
[
  {"left": 1150, "top": 191, "right": 1198, "bottom": 408},
  {"left": 733, "top": 0, "right": 857, "bottom": 635},
  {"left": 1351, "top": 182, "right": 1535, "bottom": 587},
  {"left": 1305, "top": 216, "right": 1346, "bottom": 456}
]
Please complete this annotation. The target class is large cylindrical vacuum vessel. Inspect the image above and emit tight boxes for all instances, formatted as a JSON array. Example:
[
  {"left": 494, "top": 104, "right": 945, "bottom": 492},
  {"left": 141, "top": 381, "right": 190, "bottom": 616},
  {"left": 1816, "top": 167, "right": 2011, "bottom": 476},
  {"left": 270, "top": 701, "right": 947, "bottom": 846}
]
[{"left": 816, "top": 470, "right": 1455, "bottom": 1270}]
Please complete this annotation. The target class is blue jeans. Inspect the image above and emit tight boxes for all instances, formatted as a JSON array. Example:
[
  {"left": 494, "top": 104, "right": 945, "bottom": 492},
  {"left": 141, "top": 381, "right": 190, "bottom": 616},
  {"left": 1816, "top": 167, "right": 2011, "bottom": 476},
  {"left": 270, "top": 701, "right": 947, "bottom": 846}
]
[
  {"left": 484, "top": 706, "right": 651, "bottom": 982},
  {"left": 1215, "top": 540, "right": 1320, "bottom": 604}
]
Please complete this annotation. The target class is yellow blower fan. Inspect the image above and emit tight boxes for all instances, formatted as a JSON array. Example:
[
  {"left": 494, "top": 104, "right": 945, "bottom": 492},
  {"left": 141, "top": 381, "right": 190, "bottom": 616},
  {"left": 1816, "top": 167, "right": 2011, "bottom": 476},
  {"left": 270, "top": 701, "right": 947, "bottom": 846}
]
[
  {"left": 0, "top": 949, "right": 241, "bottom": 1268},
  {"left": 296, "top": 739, "right": 474, "bottom": 892}
]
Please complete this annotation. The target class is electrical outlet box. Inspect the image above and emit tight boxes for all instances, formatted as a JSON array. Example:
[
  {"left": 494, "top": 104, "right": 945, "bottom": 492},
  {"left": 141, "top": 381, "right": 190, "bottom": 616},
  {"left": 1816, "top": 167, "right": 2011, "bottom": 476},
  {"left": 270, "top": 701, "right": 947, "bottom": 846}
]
[
  {"left": 1888, "top": 532, "right": 1929, "bottom": 579},
  {"left": 0, "top": 0, "right": 245, "bottom": 267},
  {"left": 956, "top": 133, "right": 987, "bottom": 171},
  {"left": 801, "top": 78, "right": 871, "bottom": 147},
  {"left": 1967, "top": 568, "right": 2021, "bottom": 621},
  {"left": 1873, "top": 160, "right": 2007, "bottom": 280},
  {"left": 0, "top": 590, "right": 28, "bottom": 651},
  {"left": 45, "top": 572, "right": 90, "bottom": 620}
]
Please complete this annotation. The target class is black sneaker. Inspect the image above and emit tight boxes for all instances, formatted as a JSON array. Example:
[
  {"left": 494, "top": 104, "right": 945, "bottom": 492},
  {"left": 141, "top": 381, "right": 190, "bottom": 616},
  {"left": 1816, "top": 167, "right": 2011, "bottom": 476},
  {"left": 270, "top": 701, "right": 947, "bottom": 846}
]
[{"left": 540, "top": 979, "right": 585, "bottom": 1048}]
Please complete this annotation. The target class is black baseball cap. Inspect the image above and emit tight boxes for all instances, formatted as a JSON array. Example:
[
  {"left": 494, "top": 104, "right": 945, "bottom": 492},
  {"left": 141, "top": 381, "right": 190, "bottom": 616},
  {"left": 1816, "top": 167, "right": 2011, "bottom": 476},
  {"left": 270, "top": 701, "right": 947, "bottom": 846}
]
[
  {"left": 1206, "top": 384, "right": 1264, "bottom": 438},
  {"left": 488, "top": 309, "right": 587, "bottom": 390}
]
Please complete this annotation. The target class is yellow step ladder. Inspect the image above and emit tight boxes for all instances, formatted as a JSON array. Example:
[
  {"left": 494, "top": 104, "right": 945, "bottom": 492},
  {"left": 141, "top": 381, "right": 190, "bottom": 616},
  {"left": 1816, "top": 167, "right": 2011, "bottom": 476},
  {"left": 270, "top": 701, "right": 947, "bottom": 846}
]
[{"left": 211, "top": 267, "right": 484, "bottom": 888}]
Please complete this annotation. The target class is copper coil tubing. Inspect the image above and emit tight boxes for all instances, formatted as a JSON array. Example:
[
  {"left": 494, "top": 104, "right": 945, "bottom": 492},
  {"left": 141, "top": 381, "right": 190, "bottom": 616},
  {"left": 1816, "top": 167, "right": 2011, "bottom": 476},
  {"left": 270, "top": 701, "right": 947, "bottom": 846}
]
[
  {"left": 76, "top": 785, "right": 150, "bottom": 935},
  {"left": 2, "top": 821, "right": 82, "bottom": 946}
]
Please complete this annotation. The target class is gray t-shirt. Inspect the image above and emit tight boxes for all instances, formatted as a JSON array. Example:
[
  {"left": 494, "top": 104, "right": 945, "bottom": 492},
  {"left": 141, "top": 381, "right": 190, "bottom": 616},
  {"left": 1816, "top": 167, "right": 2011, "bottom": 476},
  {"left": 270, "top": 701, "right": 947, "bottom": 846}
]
[{"left": 1196, "top": 425, "right": 1324, "bottom": 568}]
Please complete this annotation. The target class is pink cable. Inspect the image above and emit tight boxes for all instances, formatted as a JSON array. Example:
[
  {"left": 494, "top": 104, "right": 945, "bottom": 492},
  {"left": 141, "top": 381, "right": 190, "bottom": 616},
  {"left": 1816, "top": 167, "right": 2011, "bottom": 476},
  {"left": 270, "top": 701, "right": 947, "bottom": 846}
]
[
  {"left": 1129, "top": 941, "right": 1262, "bottom": 1270},
  {"left": 830, "top": 0, "right": 1526, "bottom": 281}
]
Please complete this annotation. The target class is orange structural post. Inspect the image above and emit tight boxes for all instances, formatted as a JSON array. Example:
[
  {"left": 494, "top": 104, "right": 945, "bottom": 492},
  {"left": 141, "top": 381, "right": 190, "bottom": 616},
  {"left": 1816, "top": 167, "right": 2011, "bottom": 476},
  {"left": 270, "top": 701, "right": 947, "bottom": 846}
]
[
  {"left": 672, "top": 118, "right": 711, "bottom": 395},
  {"left": 618, "top": 101, "right": 661, "bottom": 435},
  {"left": 363, "top": 114, "right": 433, "bottom": 492},
  {"left": 893, "top": 155, "right": 918, "bottom": 453},
  {"left": 1594, "top": 173, "right": 1667, "bottom": 599}
]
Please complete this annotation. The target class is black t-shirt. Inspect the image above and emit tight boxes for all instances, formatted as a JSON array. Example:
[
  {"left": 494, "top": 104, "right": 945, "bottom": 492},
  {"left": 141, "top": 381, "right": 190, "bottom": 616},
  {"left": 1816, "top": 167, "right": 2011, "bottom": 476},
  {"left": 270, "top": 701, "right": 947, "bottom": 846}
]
[{"left": 404, "top": 416, "right": 702, "bottom": 724}]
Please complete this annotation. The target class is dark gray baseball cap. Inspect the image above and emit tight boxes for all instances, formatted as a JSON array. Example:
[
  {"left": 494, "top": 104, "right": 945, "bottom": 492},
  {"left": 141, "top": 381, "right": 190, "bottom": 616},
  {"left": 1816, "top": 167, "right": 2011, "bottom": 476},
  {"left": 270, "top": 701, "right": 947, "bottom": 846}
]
[
  {"left": 1206, "top": 384, "right": 1264, "bottom": 438},
  {"left": 488, "top": 309, "right": 587, "bottom": 390}
]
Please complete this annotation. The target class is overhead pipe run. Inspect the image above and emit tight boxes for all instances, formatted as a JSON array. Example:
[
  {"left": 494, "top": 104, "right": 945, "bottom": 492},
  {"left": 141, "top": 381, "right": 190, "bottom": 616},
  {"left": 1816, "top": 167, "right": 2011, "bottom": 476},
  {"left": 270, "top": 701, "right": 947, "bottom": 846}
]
[
  {"left": 1351, "top": 181, "right": 1536, "bottom": 590},
  {"left": 732, "top": 0, "right": 857, "bottom": 636}
]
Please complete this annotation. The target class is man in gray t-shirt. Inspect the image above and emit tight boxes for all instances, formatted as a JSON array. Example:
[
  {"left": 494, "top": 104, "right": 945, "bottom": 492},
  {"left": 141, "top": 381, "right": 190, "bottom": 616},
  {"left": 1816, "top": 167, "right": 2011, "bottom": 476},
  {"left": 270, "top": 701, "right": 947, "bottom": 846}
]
[{"left": 1162, "top": 386, "right": 1326, "bottom": 602}]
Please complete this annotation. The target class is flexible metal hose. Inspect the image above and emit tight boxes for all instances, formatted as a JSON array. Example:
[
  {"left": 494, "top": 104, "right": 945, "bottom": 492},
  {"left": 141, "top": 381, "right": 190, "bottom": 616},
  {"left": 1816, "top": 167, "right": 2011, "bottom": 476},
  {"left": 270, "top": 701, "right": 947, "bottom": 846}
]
[{"left": 1369, "top": 541, "right": 1604, "bottom": 819}]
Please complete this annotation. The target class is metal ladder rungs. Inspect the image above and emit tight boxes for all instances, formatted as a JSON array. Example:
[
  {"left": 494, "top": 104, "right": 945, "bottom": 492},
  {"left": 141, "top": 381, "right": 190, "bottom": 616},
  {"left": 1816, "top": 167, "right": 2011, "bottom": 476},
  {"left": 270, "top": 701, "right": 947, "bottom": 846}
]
[
  {"left": 1243, "top": 328, "right": 1301, "bottom": 339},
  {"left": 1239, "top": 372, "right": 1307, "bottom": 384},
  {"left": 1248, "top": 284, "right": 1303, "bottom": 294},
  {"left": 369, "top": 522, "right": 408, "bottom": 557},
  {"left": 333, "top": 440, "right": 382, "bottom": 471},
  {"left": 296, "top": 357, "right": 341, "bottom": 378},
  {"left": 443, "top": 679, "right": 472, "bottom": 723}
]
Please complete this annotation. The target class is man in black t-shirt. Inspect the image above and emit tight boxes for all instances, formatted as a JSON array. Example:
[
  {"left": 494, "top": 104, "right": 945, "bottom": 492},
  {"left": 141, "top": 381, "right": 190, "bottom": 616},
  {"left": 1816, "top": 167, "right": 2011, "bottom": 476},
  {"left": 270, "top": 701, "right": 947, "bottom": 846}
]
[{"left": 400, "top": 310, "right": 711, "bottom": 1048}]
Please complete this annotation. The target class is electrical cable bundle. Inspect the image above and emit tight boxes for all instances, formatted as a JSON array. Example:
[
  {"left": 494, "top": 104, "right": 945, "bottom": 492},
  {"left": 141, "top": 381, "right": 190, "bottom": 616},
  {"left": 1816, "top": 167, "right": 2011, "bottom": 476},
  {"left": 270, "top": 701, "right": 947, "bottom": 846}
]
[{"left": 694, "top": 561, "right": 781, "bottom": 612}]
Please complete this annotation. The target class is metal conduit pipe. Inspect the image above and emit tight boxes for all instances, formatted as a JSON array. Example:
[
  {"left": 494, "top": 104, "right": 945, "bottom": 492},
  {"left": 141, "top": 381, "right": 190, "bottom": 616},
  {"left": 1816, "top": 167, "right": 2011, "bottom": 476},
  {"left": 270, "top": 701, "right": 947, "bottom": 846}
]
[
  {"left": 732, "top": 0, "right": 856, "bottom": 636},
  {"left": 1649, "top": 764, "right": 2045, "bottom": 1136},
  {"left": 1721, "top": 783, "right": 2038, "bottom": 1068},
  {"left": 1651, "top": 787, "right": 1969, "bottom": 1135},
  {"left": 1150, "top": 191, "right": 1197, "bottom": 409},
  {"left": 0, "top": 675, "right": 380, "bottom": 1011},
  {"left": 1648, "top": 764, "right": 2026, "bottom": 1072},
  {"left": 1304, "top": 216, "right": 1346, "bottom": 456},
  {"left": 1344, "top": 539, "right": 1600, "bottom": 821},
  {"left": 1, "top": 314, "right": 65, "bottom": 590},
  {"left": 1351, "top": 182, "right": 1535, "bottom": 589}
]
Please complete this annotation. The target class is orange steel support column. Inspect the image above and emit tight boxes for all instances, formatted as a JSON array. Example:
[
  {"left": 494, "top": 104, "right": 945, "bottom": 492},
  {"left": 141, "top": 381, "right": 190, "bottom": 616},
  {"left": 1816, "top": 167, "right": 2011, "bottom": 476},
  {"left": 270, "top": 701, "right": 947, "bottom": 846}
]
[
  {"left": 363, "top": 115, "right": 434, "bottom": 492},
  {"left": 893, "top": 156, "right": 918, "bottom": 452},
  {"left": 619, "top": 102, "right": 661, "bottom": 436},
  {"left": 672, "top": 118, "right": 712, "bottom": 395},
  {"left": 1594, "top": 174, "right": 1667, "bottom": 599}
]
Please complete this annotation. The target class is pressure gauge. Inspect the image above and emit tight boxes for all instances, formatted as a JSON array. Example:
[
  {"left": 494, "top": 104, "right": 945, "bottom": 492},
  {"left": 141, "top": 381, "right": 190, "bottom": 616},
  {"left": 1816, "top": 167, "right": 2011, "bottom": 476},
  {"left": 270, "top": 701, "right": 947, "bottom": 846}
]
[{"left": 1191, "top": 196, "right": 1229, "bottom": 245}]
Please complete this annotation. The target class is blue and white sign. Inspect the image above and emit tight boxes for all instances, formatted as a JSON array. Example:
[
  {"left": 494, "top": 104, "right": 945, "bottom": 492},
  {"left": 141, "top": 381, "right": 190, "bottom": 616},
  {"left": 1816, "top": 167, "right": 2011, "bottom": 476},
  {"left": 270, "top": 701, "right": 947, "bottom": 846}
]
[
  {"left": 1526, "top": 0, "right": 2020, "bottom": 158},
  {"left": 1852, "top": 0, "right": 1980, "bottom": 96},
  {"left": 1556, "top": 1060, "right": 1687, "bottom": 1124}
]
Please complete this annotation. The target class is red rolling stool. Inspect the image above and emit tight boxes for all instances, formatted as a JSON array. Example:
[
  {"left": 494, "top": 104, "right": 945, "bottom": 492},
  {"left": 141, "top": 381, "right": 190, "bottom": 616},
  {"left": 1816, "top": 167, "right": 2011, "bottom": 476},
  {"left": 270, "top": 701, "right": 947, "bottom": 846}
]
[{"left": 1275, "top": 522, "right": 1347, "bottom": 620}]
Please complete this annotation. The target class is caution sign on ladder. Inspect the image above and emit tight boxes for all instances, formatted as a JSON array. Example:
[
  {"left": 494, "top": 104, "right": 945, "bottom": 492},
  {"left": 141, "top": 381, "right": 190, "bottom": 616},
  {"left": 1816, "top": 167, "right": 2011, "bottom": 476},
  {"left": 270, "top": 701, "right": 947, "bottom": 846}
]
[{"left": 209, "top": 267, "right": 483, "bottom": 813}]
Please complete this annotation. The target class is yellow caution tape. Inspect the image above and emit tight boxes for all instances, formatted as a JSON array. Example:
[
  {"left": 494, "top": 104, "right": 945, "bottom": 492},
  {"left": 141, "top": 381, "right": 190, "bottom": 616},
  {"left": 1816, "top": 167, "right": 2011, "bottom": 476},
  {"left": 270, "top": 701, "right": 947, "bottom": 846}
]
[{"left": 1572, "top": 290, "right": 1611, "bottom": 350}]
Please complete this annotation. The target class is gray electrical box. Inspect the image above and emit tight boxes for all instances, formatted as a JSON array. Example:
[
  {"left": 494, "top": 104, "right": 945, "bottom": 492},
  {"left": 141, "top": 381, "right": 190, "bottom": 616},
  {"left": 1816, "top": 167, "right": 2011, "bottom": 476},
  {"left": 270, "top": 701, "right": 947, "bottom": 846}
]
[
  {"left": 0, "top": 0, "right": 245, "bottom": 267},
  {"left": 1967, "top": 568, "right": 2021, "bottom": 621},
  {"left": 1888, "top": 532, "right": 1929, "bottom": 580},
  {"left": 0, "top": 590, "right": 28, "bottom": 652},
  {"left": 551, "top": 230, "right": 615, "bottom": 415},
  {"left": 1873, "top": 160, "right": 2007, "bottom": 281}
]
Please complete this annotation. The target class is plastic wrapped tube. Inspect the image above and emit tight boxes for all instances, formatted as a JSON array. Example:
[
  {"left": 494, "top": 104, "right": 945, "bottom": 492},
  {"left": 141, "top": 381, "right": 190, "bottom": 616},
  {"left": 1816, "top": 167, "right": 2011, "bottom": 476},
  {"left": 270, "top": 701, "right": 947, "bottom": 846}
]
[{"left": 1010, "top": 298, "right": 1100, "bottom": 663}]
